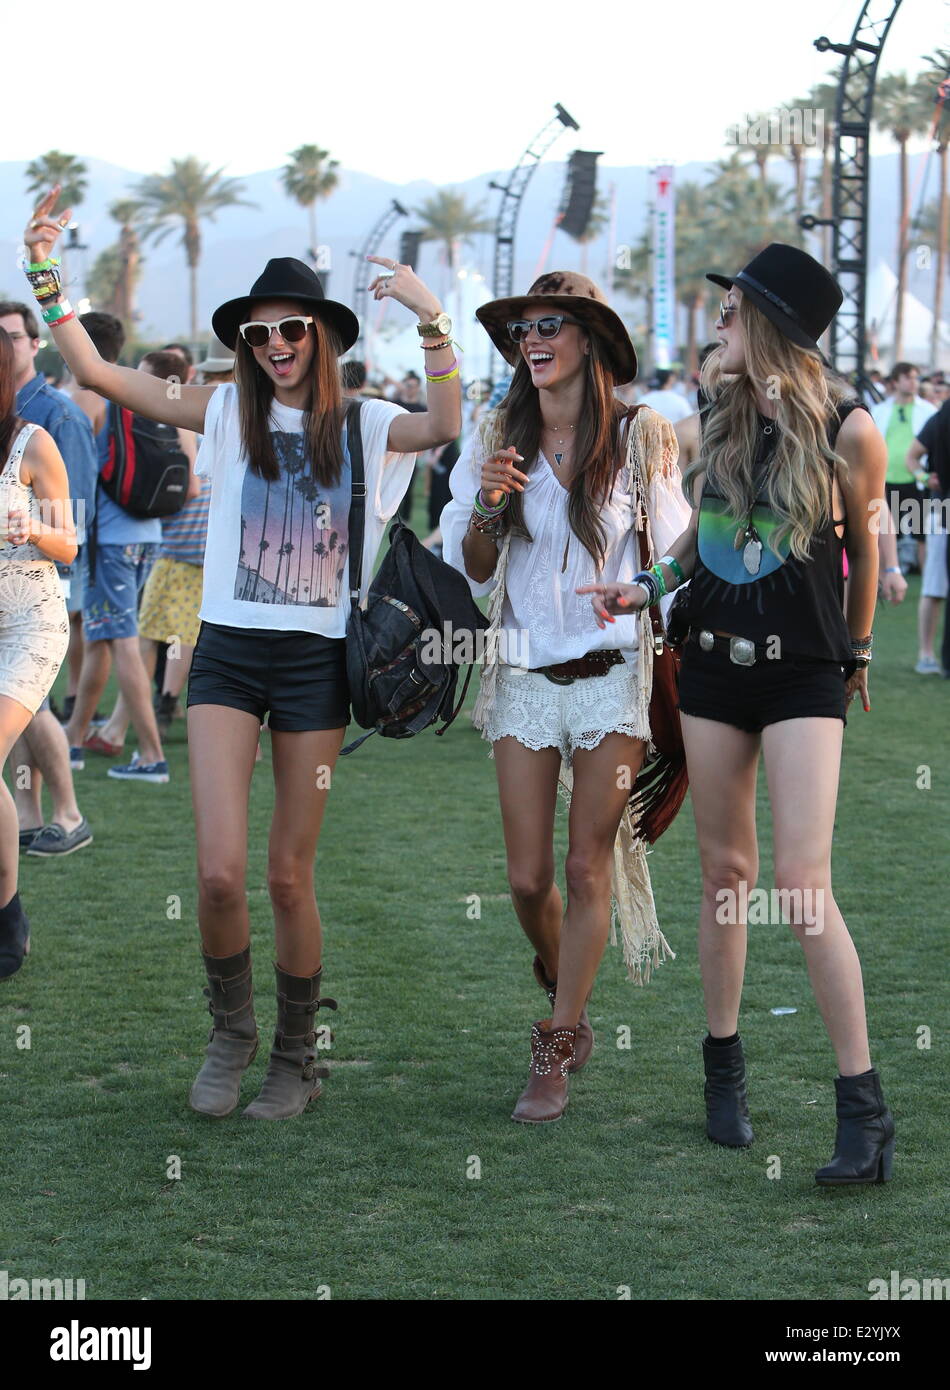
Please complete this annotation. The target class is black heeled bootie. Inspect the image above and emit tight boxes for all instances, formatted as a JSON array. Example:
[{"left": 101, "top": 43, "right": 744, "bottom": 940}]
[
  {"left": 0, "top": 892, "right": 30, "bottom": 980},
  {"left": 815, "top": 1069, "right": 895, "bottom": 1185},
  {"left": 703, "top": 1036, "right": 754, "bottom": 1147}
]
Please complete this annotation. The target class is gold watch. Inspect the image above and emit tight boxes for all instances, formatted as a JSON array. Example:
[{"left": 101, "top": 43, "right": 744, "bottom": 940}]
[{"left": 417, "top": 312, "right": 452, "bottom": 339}]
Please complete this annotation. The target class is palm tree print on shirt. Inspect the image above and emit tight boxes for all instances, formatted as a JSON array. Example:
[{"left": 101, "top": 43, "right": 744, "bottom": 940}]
[{"left": 235, "top": 431, "right": 350, "bottom": 606}]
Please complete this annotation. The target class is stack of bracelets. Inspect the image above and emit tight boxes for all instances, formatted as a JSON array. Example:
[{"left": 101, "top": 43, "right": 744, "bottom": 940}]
[
  {"left": 469, "top": 489, "right": 509, "bottom": 537},
  {"left": 631, "top": 554, "right": 686, "bottom": 606},
  {"left": 850, "top": 633, "right": 873, "bottom": 668},
  {"left": 421, "top": 336, "right": 459, "bottom": 387},
  {"left": 24, "top": 256, "right": 75, "bottom": 328}
]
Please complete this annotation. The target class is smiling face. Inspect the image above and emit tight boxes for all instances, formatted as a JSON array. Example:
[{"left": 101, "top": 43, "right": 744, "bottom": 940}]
[
  {"left": 517, "top": 304, "right": 590, "bottom": 390},
  {"left": 243, "top": 298, "right": 316, "bottom": 396},
  {"left": 715, "top": 286, "right": 748, "bottom": 375}
]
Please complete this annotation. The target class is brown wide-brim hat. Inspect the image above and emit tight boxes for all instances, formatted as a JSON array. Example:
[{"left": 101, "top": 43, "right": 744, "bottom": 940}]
[{"left": 476, "top": 271, "right": 638, "bottom": 385}]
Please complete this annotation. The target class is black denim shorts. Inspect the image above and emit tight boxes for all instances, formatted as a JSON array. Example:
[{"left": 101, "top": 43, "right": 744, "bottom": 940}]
[
  {"left": 187, "top": 621, "right": 350, "bottom": 732},
  {"left": 677, "top": 643, "right": 848, "bottom": 734}
]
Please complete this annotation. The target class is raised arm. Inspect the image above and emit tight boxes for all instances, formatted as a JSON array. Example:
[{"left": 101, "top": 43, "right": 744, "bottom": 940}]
[
  {"left": 362, "top": 256, "right": 462, "bottom": 453},
  {"left": 24, "top": 189, "right": 215, "bottom": 434}
]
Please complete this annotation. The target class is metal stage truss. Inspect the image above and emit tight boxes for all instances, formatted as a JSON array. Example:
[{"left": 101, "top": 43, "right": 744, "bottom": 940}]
[
  {"left": 489, "top": 104, "right": 579, "bottom": 300},
  {"left": 350, "top": 200, "right": 408, "bottom": 350},
  {"left": 809, "top": 0, "right": 904, "bottom": 387}
]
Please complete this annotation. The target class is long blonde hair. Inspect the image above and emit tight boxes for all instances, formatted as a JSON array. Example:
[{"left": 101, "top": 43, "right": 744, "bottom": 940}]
[{"left": 684, "top": 297, "right": 851, "bottom": 560}]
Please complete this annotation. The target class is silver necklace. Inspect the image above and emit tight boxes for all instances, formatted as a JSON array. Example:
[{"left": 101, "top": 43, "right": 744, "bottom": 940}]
[
  {"left": 733, "top": 418, "right": 776, "bottom": 575},
  {"left": 544, "top": 422, "right": 575, "bottom": 467}
]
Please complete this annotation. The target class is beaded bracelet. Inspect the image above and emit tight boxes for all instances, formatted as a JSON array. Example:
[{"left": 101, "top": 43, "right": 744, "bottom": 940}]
[
  {"left": 474, "top": 489, "right": 509, "bottom": 516},
  {"left": 25, "top": 257, "right": 62, "bottom": 302},
  {"left": 420, "top": 338, "right": 452, "bottom": 351},
  {"left": 649, "top": 564, "right": 669, "bottom": 599},
  {"left": 850, "top": 633, "right": 873, "bottom": 649},
  {"left": 469, "top": 507, "right": 506, "bottom": 537}
]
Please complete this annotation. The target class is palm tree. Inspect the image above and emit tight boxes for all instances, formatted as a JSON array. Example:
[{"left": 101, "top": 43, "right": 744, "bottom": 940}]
[
  {"left": 134, "top": 157, "right": 255, "bottom": 341},
  {"left": 731, "top": 112, "right": 786, "bottom": 185},
  {"left": 805, "top": 77, "right": 840, "bottom": 264},
  {"left": 109, "top": 199, "right": 145, "bottom": 335},
  {"left": 564, "top": 193, "right": 611, "bottom": 276},
  {"left": 282, "top": 144, "right": 339, "bottom": 271},
  {"left": 25, "top": 151, "right": 88, "bottom": 291},
  {"left": 874, "top": 73, "right": 935, "bottom": 359},
  {"left": 672, "top": 182, "right": 719, "bottom": 375},
  {"left": 255, "top": 537, "right": 270, "bottom": 601},
  {"left": 414, "top": 189, "right": 493, "bottom": 296},
  {"left": 313, "top": 541, "right": 327, "bottom": 603},
  {"left": 921, "top": 49, "right": 950, "bottom": 364}
]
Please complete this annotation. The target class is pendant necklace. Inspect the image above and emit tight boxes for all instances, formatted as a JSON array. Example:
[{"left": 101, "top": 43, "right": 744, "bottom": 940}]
[
  {"left": 733, "top": 419, "right": 775, "bottom": 576},
  {"left": 545, "top": 422, "right": 575, "bottom": 467}
]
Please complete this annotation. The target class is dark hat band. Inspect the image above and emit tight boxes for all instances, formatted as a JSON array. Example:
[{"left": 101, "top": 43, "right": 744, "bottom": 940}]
[{"left": 734, "top": 271, "right": 805, "bottom": 327}]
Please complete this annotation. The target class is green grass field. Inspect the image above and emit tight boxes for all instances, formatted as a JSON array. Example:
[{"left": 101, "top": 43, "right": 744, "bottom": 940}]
[{"left": 1, "top": 563, "right": 947, "bottom": 1302}]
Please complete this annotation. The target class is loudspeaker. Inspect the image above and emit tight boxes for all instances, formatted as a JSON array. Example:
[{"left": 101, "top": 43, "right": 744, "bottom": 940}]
[
  {"left": 559, "top": 151, "right": 602, "bottom": 240},
  {"left": 399, "top": 230, "right": 423, "bottom": 268}
]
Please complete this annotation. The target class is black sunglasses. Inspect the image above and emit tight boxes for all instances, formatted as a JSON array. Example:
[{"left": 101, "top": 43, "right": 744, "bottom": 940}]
[
  {"left": 506, "top": 314, "right": 582, "bottom": 344},
  {"left": 239, "top": 316, "right": 315, "bottom": 348}
]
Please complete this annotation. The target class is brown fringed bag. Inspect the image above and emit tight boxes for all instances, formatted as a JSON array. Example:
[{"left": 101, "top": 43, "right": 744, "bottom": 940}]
[{"left": 627, "top": 405, "right": 689, "bottom": 845}]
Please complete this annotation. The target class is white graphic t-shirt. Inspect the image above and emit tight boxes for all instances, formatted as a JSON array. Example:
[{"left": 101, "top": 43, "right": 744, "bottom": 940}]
[{"left": 195, "top": 385, "right": 414, "bottom": 636}]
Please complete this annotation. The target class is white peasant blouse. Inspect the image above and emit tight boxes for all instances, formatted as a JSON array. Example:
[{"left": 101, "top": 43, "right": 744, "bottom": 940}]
[{"left": 440, "top": 417, "right": 691, "bottom": 670}]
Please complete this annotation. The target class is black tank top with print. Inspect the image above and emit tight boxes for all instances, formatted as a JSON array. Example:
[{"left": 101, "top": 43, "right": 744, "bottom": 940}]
[{"left": 689, "top": 400, "right": 868, "bottom": 663}]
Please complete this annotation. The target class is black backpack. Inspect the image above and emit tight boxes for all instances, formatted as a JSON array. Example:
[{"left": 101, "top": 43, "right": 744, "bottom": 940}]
[
  {"left": 87, "top": 403, "right": 191, "bottom": 583},
  {"left": 341, "top": 400, "right": 489, "bottom": 755}
]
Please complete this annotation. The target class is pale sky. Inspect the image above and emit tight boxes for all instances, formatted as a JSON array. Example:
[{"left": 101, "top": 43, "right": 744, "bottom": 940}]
[{"left": 6, "top": 0, "right": 949, "bottom": 181}]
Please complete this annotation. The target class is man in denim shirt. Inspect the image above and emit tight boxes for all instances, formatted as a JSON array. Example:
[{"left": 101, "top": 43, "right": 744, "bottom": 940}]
[{"left": 0, "top": 300, "right": 94, "bottom": 856}]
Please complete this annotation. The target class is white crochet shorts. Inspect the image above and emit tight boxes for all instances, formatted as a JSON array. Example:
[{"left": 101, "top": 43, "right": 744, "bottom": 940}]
[{"left": 483, "top": 661, "right": 649, "bottom": 763}]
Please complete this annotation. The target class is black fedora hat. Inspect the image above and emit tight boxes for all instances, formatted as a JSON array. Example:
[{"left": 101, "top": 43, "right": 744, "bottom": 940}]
[
  {"left": 707, "top": 243, "right": 842, "bottom": 354},
  {"left": 212, "top": 257, "right": 359, "bottom": 354}
]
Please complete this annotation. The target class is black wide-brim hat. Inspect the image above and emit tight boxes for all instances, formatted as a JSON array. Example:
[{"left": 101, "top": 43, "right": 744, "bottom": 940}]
[
  {"left": 707, "top": 243, "right": 843, "bottom": 354},
  {"left": 476, "top": 271, "right": 638, "bottom": 385},
  {"left": 212, "top": 257, "right": 359, "bottom": 354}
]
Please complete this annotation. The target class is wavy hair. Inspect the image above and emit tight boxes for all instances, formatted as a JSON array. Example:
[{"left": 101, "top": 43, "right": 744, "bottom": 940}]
[
  {"left": 234, "top": 315, "right": 344, "bottom": 486},
  {"left": 684, "top": 296, "right": 852, "bottom": 561},
  {"left": 484, "top": 332, "right": 626, "bottom": 569},
  {"left": 0, "top": 328, "right": 22, "bottom": 465}
]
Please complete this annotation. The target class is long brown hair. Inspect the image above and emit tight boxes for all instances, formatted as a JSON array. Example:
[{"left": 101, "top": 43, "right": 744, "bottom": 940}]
[
  {"left": 234, "top": 315, "right": 345, "bottom": 486},
  {"left": 684, "top": 296, "right": 851, "bottom": 561},
  {"left": 0, "top": 327, "right": 22, "bottom": 464},
  {"left": 486, "top": 333, "right": 626, "bottom": 568}
]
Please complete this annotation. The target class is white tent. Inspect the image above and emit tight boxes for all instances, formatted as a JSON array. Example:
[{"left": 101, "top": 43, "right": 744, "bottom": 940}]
[{"left": 865, "top": 261, "right": 950, "bottom": 369}]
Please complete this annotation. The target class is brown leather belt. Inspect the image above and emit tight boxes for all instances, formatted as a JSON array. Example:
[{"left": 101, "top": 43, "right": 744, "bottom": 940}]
[{"left": 530, "top": 649, "right": 626, "bottom": 684}]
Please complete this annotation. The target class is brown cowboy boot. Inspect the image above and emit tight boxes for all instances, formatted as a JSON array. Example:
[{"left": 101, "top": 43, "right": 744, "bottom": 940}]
[
  {"left": 511, "top": 1018, "right": 576, "bottom": 1123},
  {"left": 189, "top": 946, "right": 259, "bottom": 1117},
  {"left": 532, "top": 955, "right": 594, "bottom": 1072},
  {"left": 243, "top": 964, "right": 337, "bottom": 1120}
]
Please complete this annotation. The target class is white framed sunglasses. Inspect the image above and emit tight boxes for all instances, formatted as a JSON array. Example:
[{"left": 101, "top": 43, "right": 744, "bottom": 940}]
[{"left": 239, "top": 316, "right": 315, "bottom": 348}]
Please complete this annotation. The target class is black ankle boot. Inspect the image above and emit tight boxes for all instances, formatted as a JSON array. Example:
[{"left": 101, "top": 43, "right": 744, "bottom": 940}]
[
  {"left": 703, "top": 1036, "right": 754, "bottom": 1147},
  {"left": 815, "top": 1070, "right": 894, "bottom": 1185},
  {"left": 0, "top": 892, "right": 31, "bottom": 980}
]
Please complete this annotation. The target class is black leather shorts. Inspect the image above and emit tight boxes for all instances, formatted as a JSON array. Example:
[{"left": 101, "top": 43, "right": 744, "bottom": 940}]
[
  {"left": 187, "top": 621, "right": 350, "bottom": 732},
  {"left": 677, "top": 642, "right": 848, "bottom": 734}
]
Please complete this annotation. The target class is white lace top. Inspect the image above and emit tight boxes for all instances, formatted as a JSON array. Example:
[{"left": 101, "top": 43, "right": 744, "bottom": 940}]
[{"left": 441, "top": 415, "right": 691, "bottom": 669}]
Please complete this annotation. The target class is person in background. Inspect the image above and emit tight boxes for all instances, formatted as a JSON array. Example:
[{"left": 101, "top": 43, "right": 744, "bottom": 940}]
[
  {"left": 393, "top": 370, "right": 427, "bottom": 522},
  {"left": 341, "top": 360, "right": 368, "bottom": 399},
  {"left": 0, "top": 300, "right": 94, "bottom": 856},
  {"left": 871, "top": 364, "right": 936, "bottom": 576},
  {"left": 0, "top": 323, "right": 77, "bottom": 972},
  {"left": 194, "top": 336, "right": 235, "bottom": 388},
  {"left": 638, "top": 368, "right": 694, "bottom": 424},
  {"left": 907, "top": 397, "right": 950, "bottom": 674},
  {"left": 162, "top": 343, "right": 197, "bottom": 385},
  {"left": 91, "top": 351, "right": 200, "bottom": 746}
]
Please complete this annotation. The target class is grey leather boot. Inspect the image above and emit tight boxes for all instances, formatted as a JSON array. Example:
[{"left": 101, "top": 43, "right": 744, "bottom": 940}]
[
  {"left": 243, "top": 964, "right": 337, "bottom": 1120},
  {"left": 189, "top": 947, "right": 259, "bottom": 1116}
]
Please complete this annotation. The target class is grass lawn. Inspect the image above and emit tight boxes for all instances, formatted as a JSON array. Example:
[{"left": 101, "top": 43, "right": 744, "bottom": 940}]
[{"left": 1, "top": 553, "right": 947, "bottom": 1302}]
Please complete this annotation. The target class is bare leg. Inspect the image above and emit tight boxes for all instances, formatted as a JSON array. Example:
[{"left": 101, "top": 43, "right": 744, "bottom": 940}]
[
  {"left": 918, "top": 596, "right": 942, "bottom": 661},
  {"left": 109, "top": 636, "right": 164, "bottom": 764},
  {"left": 163, "top": 644, "right": 194, "bottom": 699},
  {"left": 492, "top": 737, "right": 564, "bottom": 980},
  {"left": 10, "top": 732, "right": 43, "bottom": 829},
  {"left": 267, "top": 727, "right": 345, "bottom": 977},
  {"left": 552, "top": 733, "right": 646, "bottom": 1028},
  {"left": 188, "top": 704, "right": 261, "bottom": 955},
  {"left": 100, "top": 639, "right": 158, "bottom": 747},
  {"left": 762, "top": 718, "right": 872, "bottom": 1076},
  {"left": 0, "top": 697, "right": 40, "bottom": 904},
  {"left": 65, "top": 639, "right": 112, "bottom": 748},
  {"left": 680, "top": 712, "right": 761, "bottom": 1037},
  {"left": 15, "top": 712, "right": 83, "bottom": 832},
  {"left": 66, "top": 611, "right": 84, "bottom": 698}
]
